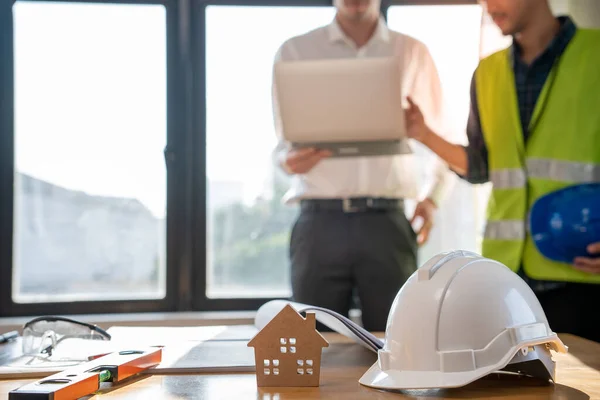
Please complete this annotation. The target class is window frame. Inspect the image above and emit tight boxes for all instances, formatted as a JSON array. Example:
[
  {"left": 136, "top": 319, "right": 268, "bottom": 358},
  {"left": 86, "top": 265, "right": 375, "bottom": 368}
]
[
  {"left": 0, "top": 0, "right": 191, "bottom": 317},
  {"left": 0, "top": 0, "right": 479, "bottom": 318}
]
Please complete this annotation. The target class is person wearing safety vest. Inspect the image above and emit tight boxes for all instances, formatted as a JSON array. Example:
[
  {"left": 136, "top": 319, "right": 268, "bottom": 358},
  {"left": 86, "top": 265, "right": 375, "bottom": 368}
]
[{"left": 404, "top": 0, "right": 600, "bottom": 343}]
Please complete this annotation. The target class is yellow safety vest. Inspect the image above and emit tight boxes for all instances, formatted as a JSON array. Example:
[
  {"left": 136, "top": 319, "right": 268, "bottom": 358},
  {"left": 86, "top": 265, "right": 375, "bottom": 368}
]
[{"left": 475, "top": 28, "right": 600, "bottom": 283}]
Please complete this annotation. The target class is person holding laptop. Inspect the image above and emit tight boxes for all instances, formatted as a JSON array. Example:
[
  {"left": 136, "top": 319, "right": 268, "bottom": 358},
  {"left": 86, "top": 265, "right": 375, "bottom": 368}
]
[{"left": 271, "top": 0, "right": 453, "bottom": 331}]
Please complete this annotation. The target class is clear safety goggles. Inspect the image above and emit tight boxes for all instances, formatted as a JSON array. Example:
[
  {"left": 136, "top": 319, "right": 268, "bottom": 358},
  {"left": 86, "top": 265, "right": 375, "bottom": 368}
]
[{"left": 22, "top": 316, "right": 111, "bottom": 358}]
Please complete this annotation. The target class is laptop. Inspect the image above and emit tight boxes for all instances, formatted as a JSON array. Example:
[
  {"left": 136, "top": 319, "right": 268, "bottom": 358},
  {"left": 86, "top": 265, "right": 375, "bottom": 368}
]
[{"left": 274, "top": 56, "right": 411, "bottom": 157}]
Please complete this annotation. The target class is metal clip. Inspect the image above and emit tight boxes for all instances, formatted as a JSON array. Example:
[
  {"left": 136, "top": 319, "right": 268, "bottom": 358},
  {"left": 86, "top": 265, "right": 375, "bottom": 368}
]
[
  {"left": 342, "top": 198, "right": 375, "bottom": 213},
  {"left": 342, "top": 198, "right": 360, "bottom": 213}
]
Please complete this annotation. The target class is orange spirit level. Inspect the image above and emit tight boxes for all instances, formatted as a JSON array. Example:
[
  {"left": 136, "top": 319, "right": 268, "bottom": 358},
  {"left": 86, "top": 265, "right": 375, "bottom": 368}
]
[{"left": 9, "top": 347, "right": 162, "bottom": 400}]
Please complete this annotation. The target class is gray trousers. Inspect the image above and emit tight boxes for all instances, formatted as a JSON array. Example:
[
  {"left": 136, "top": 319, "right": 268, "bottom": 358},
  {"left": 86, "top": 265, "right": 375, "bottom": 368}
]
[{"left": 289, "top": 204, "right": 418, "bottom": 332}]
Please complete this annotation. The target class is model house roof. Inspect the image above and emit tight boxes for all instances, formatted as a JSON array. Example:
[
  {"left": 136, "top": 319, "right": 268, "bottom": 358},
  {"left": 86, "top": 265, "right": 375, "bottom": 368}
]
[{"left": 248, "top": 304, "right": 329, "bottom": 349}]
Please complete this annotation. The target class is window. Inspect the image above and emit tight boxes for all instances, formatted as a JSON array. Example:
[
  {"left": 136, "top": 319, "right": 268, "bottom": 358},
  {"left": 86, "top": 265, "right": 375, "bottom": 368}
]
[
  {"left": 387, "top": 4, "right": 487, "bottom": 259},
  {"left": 204, "top": 6, "right": 335, "bottom": 300},
  {"left": 3, "top": 0, "right": 174, "bottom": 312},
  {"left": 0, "top": 1, "right": 494, "bottom": 316}
]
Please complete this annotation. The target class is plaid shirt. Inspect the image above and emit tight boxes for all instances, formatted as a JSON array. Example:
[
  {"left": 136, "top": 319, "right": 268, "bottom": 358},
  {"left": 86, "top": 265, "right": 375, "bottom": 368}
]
[{"left": 462, "top": 16, "right": 577, "bottom": 292}]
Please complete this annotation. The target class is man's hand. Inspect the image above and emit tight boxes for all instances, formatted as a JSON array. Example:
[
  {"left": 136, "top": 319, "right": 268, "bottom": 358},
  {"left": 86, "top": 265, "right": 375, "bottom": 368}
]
[
  {"left": 574, "top": 242, "right": 600, "bottom": 274},
  {"left": 283, "top": 147, "right": 332, "bottom": 174},
  {"left": 410, "top": 198, "right": 437, "bottom": 246},
  {"left": 404, "top": 96, "right": 430, "bottom": 142}
]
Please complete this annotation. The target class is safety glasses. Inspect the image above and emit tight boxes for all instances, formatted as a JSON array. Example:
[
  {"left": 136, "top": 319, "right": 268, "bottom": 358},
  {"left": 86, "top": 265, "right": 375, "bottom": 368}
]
[{"left": 22, "top": 316, "right": 111, "bottom": 358}]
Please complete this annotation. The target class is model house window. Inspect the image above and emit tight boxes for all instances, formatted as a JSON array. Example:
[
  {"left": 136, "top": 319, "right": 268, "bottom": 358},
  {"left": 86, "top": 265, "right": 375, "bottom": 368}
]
[
  {"left": 296, "top": 367, "right": 313, "bottom": 375},
  {"left": 297, "top": 359, "right": 313, "bottom": 368},
  {"left": 279, "top": 337, "right": 297, "bottom": 352},
  {"left": 264, "top": 359, "right": 280, "bottom": 368}
]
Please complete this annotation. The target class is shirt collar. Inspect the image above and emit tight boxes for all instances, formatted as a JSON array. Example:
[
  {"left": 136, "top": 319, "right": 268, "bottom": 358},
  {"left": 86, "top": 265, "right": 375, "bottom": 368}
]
[
  {"left": 327, "top": 15, "right": 390, "bottom": 45},
  {"left": 510, "top": 15, "right": 577, "bottom": 65}
]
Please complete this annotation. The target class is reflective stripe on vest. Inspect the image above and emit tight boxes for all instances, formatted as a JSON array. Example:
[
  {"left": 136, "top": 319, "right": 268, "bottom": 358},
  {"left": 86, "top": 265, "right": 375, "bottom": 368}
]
[
  {"left": 484, "top": 220, "right": 525, "bottom": 241},
  {"left": 490, "top": 169, "right": 526, "bottom": 189},
  {"left": 490, "top": 159, "right": 600, "bottom": 189},
  {"left": 527, "top": 158, "right": 600, "bottom": 183}
]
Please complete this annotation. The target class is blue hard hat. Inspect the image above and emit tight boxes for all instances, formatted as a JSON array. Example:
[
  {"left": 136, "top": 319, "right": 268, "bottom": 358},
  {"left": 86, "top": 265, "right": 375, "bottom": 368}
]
[{"left": 530, "top": 182, "right": 600, "bottom": 263}]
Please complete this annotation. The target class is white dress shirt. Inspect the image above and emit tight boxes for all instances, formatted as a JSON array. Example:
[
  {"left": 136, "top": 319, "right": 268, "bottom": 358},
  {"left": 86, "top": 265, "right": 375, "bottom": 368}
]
[{"left": 272, "top": 16, "right": 452, "bottom": 206}]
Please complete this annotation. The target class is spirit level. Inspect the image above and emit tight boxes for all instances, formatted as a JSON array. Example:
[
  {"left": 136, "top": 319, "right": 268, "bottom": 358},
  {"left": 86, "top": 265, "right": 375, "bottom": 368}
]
[{"left": 9, "top": 347, "right": 162, "bottom": 400}]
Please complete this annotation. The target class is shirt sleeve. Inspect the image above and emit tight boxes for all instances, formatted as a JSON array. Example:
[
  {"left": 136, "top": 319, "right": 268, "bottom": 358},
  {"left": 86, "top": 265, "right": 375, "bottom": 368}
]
[
  {"left": 407, "top": 41, "right": 454, "bottom": 206},
  {"left": 461, "top": 71, "right": 490, "bottom": 184},
  {"left": 271, "top": 44, "right": 292, "bottom": 175}
]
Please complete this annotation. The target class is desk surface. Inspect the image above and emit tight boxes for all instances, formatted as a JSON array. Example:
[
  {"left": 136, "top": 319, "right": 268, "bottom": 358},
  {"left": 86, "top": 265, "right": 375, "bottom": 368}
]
[{"left": 1, "top": 333, "right": 599, "bottom": 399}]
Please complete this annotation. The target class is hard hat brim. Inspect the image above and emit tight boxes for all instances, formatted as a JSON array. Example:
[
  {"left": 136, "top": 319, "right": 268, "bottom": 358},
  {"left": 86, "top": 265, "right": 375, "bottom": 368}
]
[
  {"left": 358, "top": 362, "right": 488, "bottom": 390},
  {"left": 358, "top": 337, "right": 567, "bottom": 390}
]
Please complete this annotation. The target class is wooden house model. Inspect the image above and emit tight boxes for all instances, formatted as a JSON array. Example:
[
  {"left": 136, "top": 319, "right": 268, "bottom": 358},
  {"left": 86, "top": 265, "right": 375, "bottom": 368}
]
[{"left": 247, "top": 304, "right": 329, "bottom": 387}]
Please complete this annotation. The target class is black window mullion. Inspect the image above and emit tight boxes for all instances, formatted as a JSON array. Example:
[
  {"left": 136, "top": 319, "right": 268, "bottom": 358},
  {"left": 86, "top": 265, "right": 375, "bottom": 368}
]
[
  {"left": 190, "top": 0, "right": 208, "bottom": 312},
  {"left": 0, "top": 0, "right": 16, "bottom": 317},
  {"left": 166, "top": 0, "right": 193, "bottom": 312}
]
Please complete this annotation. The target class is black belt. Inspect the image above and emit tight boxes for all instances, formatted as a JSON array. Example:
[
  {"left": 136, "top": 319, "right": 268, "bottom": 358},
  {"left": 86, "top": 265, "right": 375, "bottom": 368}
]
[{"left": 300, "top": 197, "right": 404, "bottom": 213}]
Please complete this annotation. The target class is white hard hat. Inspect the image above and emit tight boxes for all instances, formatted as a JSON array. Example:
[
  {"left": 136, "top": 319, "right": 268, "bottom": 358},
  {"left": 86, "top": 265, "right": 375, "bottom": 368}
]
[{"left": 359, "top": 250, "right": 568, "bottom": 390}]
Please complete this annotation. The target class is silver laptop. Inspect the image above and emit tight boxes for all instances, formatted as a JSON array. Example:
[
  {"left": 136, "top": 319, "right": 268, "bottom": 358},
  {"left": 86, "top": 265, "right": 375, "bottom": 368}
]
[{"left": 274, "top": 56, "right": 411, "bottom": 157}]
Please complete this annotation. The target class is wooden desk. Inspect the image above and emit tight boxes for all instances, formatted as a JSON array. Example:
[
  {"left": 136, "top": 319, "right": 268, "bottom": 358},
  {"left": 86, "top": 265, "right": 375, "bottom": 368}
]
[{"left": 1, "top": 333, "right": 599, "bottom": 399}]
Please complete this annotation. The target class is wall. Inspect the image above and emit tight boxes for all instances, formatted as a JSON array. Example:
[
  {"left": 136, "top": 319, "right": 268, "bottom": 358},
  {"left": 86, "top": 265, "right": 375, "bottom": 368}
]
[
  {"left": 551, "top": 0, "right": 600, "bottom": 27},
  {"left": 569, "top": 0, "right": 600, "bottom": 27},
  {"left": 550, "top": 0, "right": 570, "bottom": 15}
]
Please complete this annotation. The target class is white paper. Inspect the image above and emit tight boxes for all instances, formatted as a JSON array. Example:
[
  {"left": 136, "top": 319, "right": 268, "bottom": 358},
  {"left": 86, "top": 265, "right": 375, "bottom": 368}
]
[{"left": 0, "top": 325, "right": 259, "bottom": 378}]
